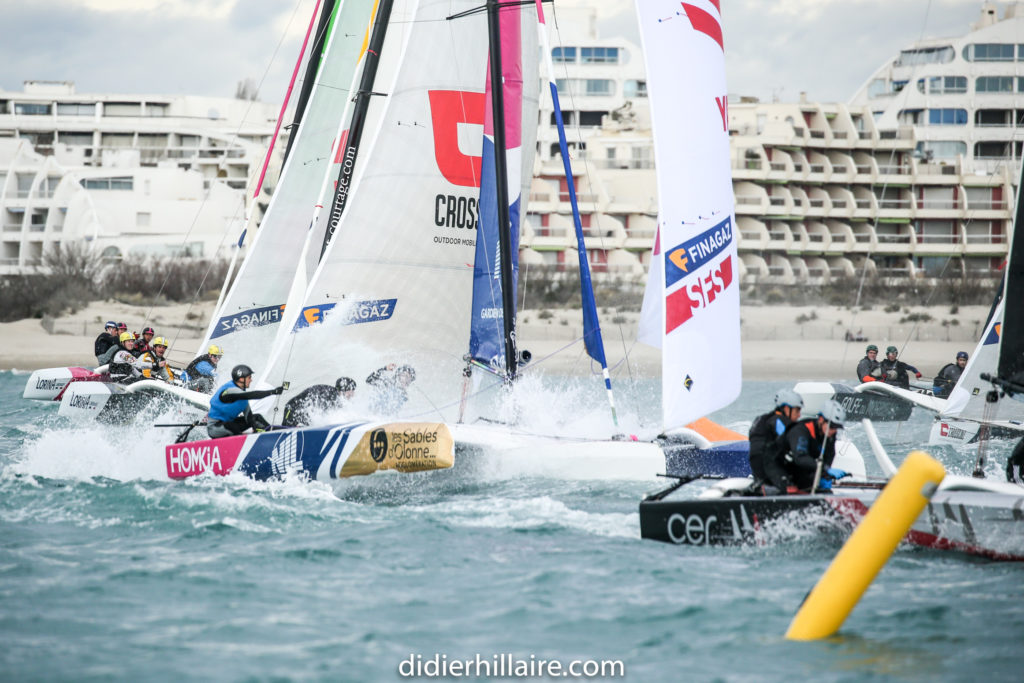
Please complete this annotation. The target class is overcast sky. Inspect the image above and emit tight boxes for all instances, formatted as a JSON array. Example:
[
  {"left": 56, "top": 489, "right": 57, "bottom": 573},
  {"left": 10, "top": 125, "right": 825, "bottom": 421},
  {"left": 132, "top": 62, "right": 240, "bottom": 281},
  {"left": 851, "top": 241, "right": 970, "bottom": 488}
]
[{"left": 0, "top": 0, "right": 995, "bottom": 104}]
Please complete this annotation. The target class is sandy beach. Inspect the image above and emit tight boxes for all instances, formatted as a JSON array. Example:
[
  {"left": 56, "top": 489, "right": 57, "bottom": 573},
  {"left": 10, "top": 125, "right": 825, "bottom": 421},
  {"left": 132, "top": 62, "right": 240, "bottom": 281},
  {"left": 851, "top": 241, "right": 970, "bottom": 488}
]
[{"left": 0, "top": 299, "right": 986, "bottom": 382}]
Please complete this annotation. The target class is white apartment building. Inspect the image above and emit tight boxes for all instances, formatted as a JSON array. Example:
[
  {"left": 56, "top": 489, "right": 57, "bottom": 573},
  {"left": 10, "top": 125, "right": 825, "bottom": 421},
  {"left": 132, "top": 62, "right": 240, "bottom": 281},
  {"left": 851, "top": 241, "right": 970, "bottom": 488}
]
[
  {"left": 521, "top": 1, "right": 1022, "bottom": 285},
  {"left": 0, "top": 80, "right": 281, "bottom": 273}
]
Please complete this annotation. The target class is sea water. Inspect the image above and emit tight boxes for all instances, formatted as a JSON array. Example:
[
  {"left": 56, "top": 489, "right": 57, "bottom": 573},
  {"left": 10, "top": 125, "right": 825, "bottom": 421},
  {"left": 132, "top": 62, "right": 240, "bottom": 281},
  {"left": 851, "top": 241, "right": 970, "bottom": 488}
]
[{"left": 1, "top": 370, "right": 1022, "bottom": 682}]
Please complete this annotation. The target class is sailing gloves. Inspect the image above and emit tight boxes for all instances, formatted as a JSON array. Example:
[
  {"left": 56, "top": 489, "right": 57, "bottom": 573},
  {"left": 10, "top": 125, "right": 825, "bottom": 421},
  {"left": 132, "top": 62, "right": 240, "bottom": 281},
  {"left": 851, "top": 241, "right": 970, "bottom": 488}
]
[{"left": 825, "top": 468, "right": 849, "bottom": 480}]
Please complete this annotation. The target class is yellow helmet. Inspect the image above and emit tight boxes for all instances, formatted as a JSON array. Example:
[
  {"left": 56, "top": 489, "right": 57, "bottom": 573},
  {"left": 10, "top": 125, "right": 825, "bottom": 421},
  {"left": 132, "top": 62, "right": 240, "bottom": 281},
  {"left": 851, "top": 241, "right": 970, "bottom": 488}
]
[
  {"left": 119, "top": 332, "right": 136, "bottom": 343},
  {"left": 208, "top": 344, "right": 223, "bottom": 356},
  {"left": 152, "top": 336, "right": 168, "bottom": 348}
]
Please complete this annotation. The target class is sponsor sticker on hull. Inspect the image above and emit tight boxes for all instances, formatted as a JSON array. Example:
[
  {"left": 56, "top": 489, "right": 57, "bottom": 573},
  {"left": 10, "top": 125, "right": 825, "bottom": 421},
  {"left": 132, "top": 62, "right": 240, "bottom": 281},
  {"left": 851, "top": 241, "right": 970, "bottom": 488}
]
[{"left": 166, "top": 436, "right": 246, "bottom": 478}]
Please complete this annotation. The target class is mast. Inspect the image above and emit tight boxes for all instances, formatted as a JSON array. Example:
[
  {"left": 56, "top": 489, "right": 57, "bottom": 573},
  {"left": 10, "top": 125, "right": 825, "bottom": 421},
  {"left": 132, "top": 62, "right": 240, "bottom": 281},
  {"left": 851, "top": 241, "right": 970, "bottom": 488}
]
[
  {"left": 283, "top": 0, "right": 338, "bottom": 163},
  {"left": 318, "top": 0, "right": 396, "bottom": 260},
  {"left": 997, "top": 160, "right": 1024, "bottom": 381},
  {"left": 486, "top": 0, "right": 518, "bottom": 381}
]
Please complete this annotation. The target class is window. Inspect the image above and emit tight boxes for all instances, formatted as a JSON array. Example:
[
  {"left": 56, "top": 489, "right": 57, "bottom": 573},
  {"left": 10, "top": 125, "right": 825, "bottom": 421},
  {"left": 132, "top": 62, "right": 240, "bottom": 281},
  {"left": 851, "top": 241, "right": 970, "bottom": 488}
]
[
  {"left": 578, "top": 111, "right": 605, "bottom": 126},
  {"left": 60, "top": 131, "right": 93, "bottom": 146},
  {"left": 896, "top": 46, "right": 953, "bottom": 66},
  {"left": 868, "top": 79, "right": 887, "bottom": 98},
  {"left": 977, "top": 76, "right": 1015, "bottom": 92},
  {"left": 891, "top": 80, "right": 908, "bottom": 93},
  {"left": 975, "top": 141, "right": 1011, "bottom": 159},
  {"left": 928, "top": 108, "right": 967, "bottom": 125},
  {"left": 915, "top": 141, "right": 966, "bottom": 159},
  {"left": 103, "top": 102, "right": 142, "bottom": 117},
  {"left": 145, "top": 103, "right": 169, "bottom": 117},
  {"left": 82, "top": 177, "right": 134, "bottom": 190},
  {"left": 964, "top": 43, "right": 1016, "bottom": 61},
  {"left": 624, "top": 80, "right": 647, "bottom": 97},
  {"left": 580, "top": 47, "right": 619, "bottom": 64},
  {"left": 56, "top": 102, "right": 96, "bottom": 116},
  {"left": 14, "top": 102, "right": 51, "bottom": 115},
  {"left": 552, "top": 47, "right": 575, "bottom": 63},
  {"left": 918, "top": 76, "right": 966, "bottom": 94},
  {"left": 584, "top": 79, "right": 614, "bottom": 96}
]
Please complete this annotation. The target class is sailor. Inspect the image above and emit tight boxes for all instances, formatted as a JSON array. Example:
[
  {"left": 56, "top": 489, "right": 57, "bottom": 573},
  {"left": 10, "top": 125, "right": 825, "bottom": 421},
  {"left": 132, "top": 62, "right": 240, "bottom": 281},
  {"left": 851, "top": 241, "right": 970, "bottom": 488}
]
[
  {"left": 133, "top": 327, "right": 156, "bottom": 357},
  {"left": 108, "top": 332, "right": 146, "bottom": 384},
  {"left": 879, "top": 345, "right": 922, "bottom": 389},
  {"left": 94, "top": 321, "right": 119, "bottom": 364},
  {"left": 772, "top": 399, "right": 848, "bottom": 493},
  {"left": 855, "top": 344, "right": 882, "bottom": 383},
  {"left": 366, "top": 363, "right": 416, "bottom": 414},
  {"left": 748, "top": 388, "right": 803, "bottom": 494},
  {"left": 932, "top": 351, "right": 968, "bottom": 398},
  {"left": 140, "top": 336, "right": 174, "bottom": 382},
  {"left": 206, "top": 365, "right": 285, "bottom": 439},
  {"left": 282, "top": 377, "right": 356, "bottom": 427},
  {"left": 183, "top": 344, "right": 224, "bottom": 393}
]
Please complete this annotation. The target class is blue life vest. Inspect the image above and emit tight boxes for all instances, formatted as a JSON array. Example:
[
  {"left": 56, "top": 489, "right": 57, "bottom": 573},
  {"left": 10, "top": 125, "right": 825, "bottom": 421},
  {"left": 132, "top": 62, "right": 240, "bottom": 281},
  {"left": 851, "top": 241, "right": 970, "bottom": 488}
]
[{"left": 208, "top": 381, "right": 247, "bottom": 422}]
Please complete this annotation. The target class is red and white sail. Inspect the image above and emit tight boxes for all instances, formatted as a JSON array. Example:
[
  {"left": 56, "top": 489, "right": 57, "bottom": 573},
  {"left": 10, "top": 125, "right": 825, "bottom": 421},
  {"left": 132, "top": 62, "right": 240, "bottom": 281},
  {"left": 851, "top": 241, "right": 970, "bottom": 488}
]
[{"left": 636, "top": 0, "right": 741, "bottom": 430}]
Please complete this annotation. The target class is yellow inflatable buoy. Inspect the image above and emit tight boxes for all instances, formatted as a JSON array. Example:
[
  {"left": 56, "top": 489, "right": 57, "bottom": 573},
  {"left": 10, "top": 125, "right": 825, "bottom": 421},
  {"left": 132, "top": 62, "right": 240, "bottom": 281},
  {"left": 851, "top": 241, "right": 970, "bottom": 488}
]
[{"left": 786, "top": 450, "right": 945, "bottom": 641}]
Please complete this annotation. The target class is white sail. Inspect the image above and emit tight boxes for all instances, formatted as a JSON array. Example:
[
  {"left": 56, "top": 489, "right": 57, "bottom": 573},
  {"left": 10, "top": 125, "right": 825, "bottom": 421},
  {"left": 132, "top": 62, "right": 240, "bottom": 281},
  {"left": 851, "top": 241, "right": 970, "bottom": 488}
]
[
  {"left": 264, "top": 0, "right": 535, "bottom": 422},
  {"left": 635, "top": 0, "right": 741, "bottom": 430},
  {"left": 204, "top": 0, "right": 375, "bottom": 362}
]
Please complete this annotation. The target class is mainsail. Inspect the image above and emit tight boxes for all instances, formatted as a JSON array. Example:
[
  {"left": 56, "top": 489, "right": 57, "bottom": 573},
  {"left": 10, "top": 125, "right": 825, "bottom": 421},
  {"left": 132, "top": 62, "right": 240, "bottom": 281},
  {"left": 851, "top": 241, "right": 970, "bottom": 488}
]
[
  {"left": 635, "top": 0, "right": 742, "bottom": 429},
  {"left": 263, "top": 0, "right": 540, "bottom": 422},
  {"left": 203, "top": 0, "right": 373, "bottom": 357}
]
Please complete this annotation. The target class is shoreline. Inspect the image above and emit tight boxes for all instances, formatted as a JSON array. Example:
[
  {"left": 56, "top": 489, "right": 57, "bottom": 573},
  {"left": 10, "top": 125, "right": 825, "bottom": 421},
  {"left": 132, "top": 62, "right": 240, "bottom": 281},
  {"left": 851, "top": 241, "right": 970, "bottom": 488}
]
[{"left": 0, "top": 301, "right": 981, "bottom": 382}]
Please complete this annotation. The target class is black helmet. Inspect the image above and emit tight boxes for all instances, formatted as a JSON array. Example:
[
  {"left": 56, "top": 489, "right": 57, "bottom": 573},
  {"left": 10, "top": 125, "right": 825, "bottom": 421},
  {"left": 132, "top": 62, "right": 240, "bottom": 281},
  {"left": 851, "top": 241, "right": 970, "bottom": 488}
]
[
  {"left": 397, "top": 365, "right": 416, "bottom": 381},
  {"left": 336, "top": 376, "right": 356, "bottom": 392},
  {"left": 231, "top": 364, "right": 253, "bottom": 382}
]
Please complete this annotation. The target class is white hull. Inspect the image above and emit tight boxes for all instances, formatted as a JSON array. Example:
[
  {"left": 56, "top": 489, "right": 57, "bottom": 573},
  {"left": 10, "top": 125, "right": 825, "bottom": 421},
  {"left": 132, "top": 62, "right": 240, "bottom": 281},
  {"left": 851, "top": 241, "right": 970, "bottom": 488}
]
[{"left": 23, "top": 366, "right": 104, "bottom": 401}]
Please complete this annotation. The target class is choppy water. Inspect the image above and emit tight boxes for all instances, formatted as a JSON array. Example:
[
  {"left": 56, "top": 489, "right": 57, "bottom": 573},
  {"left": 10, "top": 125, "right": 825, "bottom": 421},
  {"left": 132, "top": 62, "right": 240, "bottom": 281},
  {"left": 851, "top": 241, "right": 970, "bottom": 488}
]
[{"left": 1, "top": 370, "right": 1022, "bottom": 682}]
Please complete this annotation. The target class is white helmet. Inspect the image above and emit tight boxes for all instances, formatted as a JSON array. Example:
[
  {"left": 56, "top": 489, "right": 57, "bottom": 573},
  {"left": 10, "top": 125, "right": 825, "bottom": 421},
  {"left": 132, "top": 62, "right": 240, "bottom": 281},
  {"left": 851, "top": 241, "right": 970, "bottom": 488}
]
[
  {"left": 774, "top": 388, "right": 804, "bottom": 409},
  {"left": 818, "top": 399, "right": 846, "bottom": 427}
]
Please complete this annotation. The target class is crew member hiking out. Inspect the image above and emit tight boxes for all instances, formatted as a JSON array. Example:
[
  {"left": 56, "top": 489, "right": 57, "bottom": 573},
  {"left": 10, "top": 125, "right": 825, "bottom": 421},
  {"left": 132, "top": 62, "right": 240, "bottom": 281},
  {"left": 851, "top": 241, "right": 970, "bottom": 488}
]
[
  {"left": 366, "top": 364, "right": 416, "bottom": 414},
  {"left": 771, "top": 399, "right": 849, "bottom": 493},
  {"left": 184, "top": 344, "right": 223, "bottom": 393},
  {"left": 932, "top": 351, "right": 968, "bottom": 398},
  {"left": 140, "top": 337, "right": 174, "bottom": 382},
  {"left": 748, "top": 388, "right": 803, "bottom": 495},
  {"left": 879, "top": 345, "right": 921, "bottom": 389},
  {"left": 134, "top": 327, "right": 155, "bottom": 357},
  {"left": 856, "top": 344, "right": 881, "bottom": 383},
  {"left": 94, "top": 321, "right": 119, "bottom": 364},
  {"left": 206, "top": 365, "right": 285, "bottom": 439},
  {"left": 282, "top": 377, "right": 356, "bottom": 427},
  {"left": 108, "top": 332, "right": 148, "bottom": 384}
]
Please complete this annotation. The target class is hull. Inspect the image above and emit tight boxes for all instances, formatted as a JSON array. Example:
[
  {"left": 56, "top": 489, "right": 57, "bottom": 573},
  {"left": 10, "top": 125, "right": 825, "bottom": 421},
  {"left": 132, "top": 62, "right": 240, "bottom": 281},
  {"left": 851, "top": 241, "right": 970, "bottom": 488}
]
[
  {"left": 639, "top": 479, "right": 1024, "bottom": 561},
  {"left": 166, "top": 421, "right": 454, "bottom": 482},
  {"left": 23, "top": 366, "right": 103, "bottom": 401},
  {"left": 795, "top": 381, "right": 914, "bottom": 421},
  {"left": 59, "top": 379, "right": 208, "bottom": 424},
  {"left": 929, "top": 418, "right": 1024, "bottom": 446}
]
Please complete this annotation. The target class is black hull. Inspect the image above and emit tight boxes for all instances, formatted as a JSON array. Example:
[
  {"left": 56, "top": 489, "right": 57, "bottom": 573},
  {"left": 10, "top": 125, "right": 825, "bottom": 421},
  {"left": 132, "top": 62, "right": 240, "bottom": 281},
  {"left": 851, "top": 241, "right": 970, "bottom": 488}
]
[
  {"left": 639, "top": 494, "right": 856, "bottom": 546},
  {"left": 830, "top": 384, "right": 914, "bottom": 421}
]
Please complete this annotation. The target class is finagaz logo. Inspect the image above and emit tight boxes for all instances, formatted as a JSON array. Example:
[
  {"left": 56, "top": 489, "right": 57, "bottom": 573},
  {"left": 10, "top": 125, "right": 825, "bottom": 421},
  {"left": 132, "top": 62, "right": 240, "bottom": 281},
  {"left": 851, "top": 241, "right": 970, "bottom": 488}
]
[
  {"left": 369, "top": 429, "right": 388, "bottom": 463},
  {"left": 663, "top": 216, "right": 735, "bottom": 333}
]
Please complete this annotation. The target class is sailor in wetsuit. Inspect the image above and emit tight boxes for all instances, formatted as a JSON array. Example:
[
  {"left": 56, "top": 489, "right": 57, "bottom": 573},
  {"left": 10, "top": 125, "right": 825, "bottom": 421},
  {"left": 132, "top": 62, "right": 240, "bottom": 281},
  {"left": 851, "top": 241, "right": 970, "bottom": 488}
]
[
  {"left": 282, "top": 377, "right": 356, "bottom": 427},
  {"left": 879, "top": 345, "right": 922, "bottom": 389},
  {"left": 94, "top": 321, "right": 119, "bottom": 364},
  {"left": 184, "top": 344, "right": 224, "bottom": 393},
  {"left": 366, "top": 364, "right": 416, "bottom": 414},
  {"left": 932, "top": 351, "right": 968, "bottom": 398},
  {"left": 772, "top": 399, "right": 848, "bottom": 493},
  {"left": 206, "top": 365, "right": 285, "bottom": 438},
  {"left": 855, "top": 344, "right": 881, "bottom": 383},
  {"left": 748, "top": 388, "right": 803, "bottom": 494}
]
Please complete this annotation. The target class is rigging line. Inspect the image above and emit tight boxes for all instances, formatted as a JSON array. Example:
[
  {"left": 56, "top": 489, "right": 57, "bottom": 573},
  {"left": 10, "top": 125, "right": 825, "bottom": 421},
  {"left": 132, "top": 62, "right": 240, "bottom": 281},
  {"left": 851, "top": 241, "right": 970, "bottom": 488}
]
[
  {"left": 548, "top": 2, "right": 611, "bottom": 256},
  {"left": 145, "top": 0, "right": 312, "bottom": 340}
]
